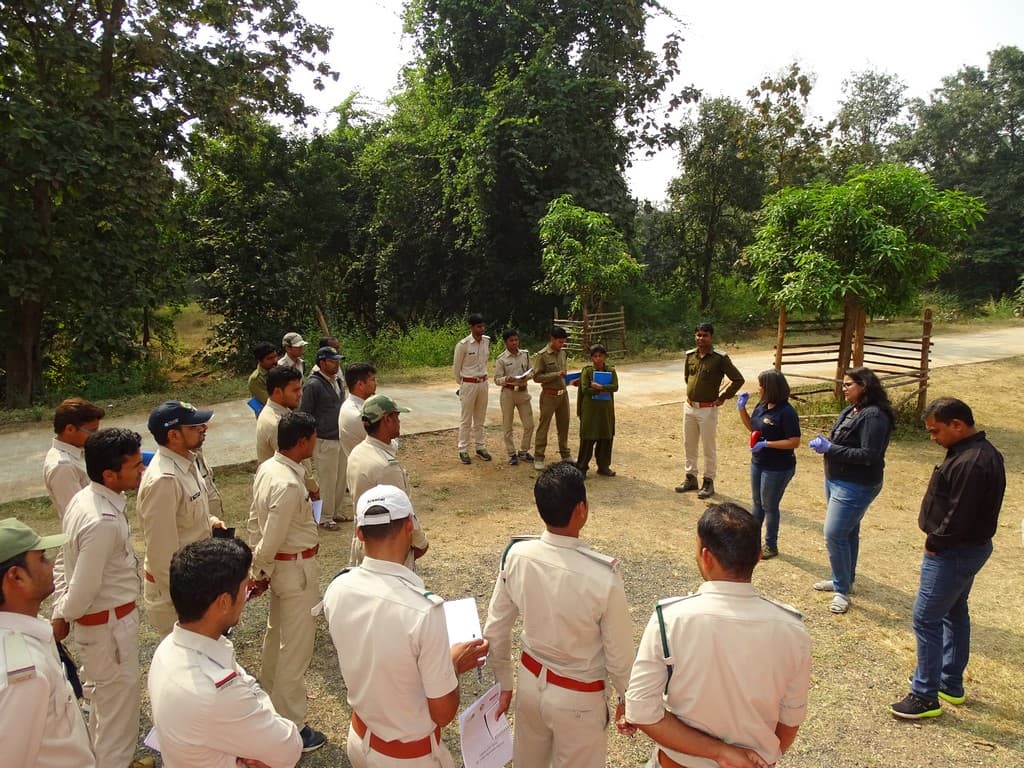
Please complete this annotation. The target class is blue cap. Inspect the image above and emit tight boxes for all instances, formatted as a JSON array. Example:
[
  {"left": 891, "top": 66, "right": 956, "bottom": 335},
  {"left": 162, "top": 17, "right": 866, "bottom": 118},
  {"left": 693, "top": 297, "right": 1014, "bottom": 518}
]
[{"left": 147, "top": 400, "right": 213, "bottom": 440}]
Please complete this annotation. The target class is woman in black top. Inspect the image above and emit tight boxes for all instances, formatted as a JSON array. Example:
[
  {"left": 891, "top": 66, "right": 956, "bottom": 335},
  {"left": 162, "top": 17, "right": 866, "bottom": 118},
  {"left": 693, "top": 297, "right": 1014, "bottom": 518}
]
[
  {"left": 738, "top": 370, "right": 801, "bottom": 559},
  {"left": 809, "top": 366, "right": 895, "bottom": 614}
]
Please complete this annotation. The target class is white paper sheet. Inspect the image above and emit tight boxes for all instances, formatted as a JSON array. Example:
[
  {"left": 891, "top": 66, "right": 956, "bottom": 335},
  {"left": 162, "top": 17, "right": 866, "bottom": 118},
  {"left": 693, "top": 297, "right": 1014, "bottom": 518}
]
[
  {"left": 443, "top": 596, "right": 482, "bottom": 645},
  {"left": 459, "top": 683, "right": 512, "bottom": 768},
  {"left": 311, "top": 499, "right": 323, "bottom": 524},
  {"left": 144, "top": 726, "right": 161, "bottom": 753}
]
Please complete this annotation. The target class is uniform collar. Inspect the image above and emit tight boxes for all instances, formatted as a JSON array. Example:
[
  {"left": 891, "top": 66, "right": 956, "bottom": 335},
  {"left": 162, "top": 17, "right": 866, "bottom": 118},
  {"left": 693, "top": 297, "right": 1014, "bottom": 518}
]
[
  {"left": 540, "top": 530, "right": 585, "bottom": 549},
  {"left": 696, "top": 580, "right": 757, "bottom": 597},
  {"left": 366, "top": 436, "right": 397, "bottom": 456},
  {"left": 156, "top": 445, "right": 196, "bottom": 473},
  {"left": 361, "top": 556, "right": 424, "bottom": 589},
  {"left": 267, "top": 400, "right": 291, "bottom": 417},
  {"left": 171, "top": 624, "right": 234, "bottom": 668},
  {"left": 272, "top": 452, "right": 307, "bottom": 480},
  {"left": 89, "top": 481, "right": 127, "bottom": 513},
  {"left": 0, "top": 611, "right": 52, "bottom": 641},
  {"left": 347, "top": 394, "right": 365, "bottom": 408},
  {"left": 51, "top": 437, "right": 83, "bottom": 460}
]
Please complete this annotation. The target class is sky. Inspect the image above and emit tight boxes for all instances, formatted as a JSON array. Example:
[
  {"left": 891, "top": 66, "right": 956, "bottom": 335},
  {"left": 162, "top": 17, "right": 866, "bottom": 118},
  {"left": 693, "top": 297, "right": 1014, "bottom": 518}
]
[{"left": 292, "top": 0, "right": 1024, "bottom": 202}]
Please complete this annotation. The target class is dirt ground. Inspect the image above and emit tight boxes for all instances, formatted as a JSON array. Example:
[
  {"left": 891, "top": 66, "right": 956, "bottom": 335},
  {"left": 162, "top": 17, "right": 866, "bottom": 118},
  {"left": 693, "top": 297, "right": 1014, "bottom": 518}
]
[{"left": 10, "top": 357, "right": 1024, "bottom": 767}]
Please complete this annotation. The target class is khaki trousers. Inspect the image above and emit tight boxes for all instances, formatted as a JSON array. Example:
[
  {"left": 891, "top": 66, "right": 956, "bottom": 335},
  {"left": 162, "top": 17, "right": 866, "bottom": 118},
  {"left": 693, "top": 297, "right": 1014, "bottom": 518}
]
[
  {"left": 346, "top": 722, "right": 455, "bottom": 768},
  {"left": 143, "top": 578, "right": 176, "bottom": 637},
  {"left": 500, "top": 388, "right": 534, "bottom": 455},
  {"left": 534, "top": 392, "right": 570, "bottom": 462},
  {"left": 76, "top": 608, "right": 141, "bottom": 768},
  {"left": 683, "top": 401, "right": 720, "bottom": 479},
  {"left": 457, "top": 380, "right": 489, "bottom": 451},
  {"left": 314, "top": 437, "right": 348, "bottom": 521},
  {"left": 513, "top": 659, "right": 608, "bottom": 768},
  {"left": 261, "top": 556, "right": 320, "bottom": 727}
]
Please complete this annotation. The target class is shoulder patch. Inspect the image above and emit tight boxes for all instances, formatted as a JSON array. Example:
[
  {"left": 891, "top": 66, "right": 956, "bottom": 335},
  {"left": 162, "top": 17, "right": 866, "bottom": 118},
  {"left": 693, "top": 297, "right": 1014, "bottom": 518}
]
[
  {"left": 656, "top": 594, "right": 697, "bottom": 608},
  {"left": 685, "top": 347, "right": 697, "bottom": 355},
  {"left": 406, "top": 584, "right": 444, "bottom": 606},
  {"left": 3, "top": 632, "right": 37, "bottom": 685},
  {"left": 761, "top": 597, "right": 804, "bottom": 620},
  {"left": 578, "top": 547, "right": 620, "bottom": 572},
  {"left": 214, "top": 670, "right": 238, "bottom": 688},
  {"left": 500, "top": 535, "right": 539, "bottom": 570},
  {"left": 331, "top": 567, "right": 352, "bottom": 583}
]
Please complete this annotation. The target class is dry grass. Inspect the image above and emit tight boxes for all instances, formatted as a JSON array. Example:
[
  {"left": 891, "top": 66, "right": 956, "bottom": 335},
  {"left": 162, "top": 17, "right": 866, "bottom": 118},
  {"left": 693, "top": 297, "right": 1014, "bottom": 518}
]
[{"left": 8, "top": 357, "right": 1023, "bottom": 767}]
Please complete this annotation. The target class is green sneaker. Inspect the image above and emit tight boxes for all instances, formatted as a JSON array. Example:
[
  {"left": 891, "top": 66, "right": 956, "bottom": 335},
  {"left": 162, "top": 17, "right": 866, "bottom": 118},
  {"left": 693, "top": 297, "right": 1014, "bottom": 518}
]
[
  {"left": 937, "top": 690, "right": 966, "bottom": 705},
  {"left": 890, "top": 693, "right": 942, "bottom": 720}
]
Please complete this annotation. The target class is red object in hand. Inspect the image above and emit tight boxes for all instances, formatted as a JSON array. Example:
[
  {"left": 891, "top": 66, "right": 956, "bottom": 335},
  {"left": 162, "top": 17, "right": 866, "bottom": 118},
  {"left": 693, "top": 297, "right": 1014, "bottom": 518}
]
[{"left": 750, "top": 430, "right": 761, "bottom": 448}]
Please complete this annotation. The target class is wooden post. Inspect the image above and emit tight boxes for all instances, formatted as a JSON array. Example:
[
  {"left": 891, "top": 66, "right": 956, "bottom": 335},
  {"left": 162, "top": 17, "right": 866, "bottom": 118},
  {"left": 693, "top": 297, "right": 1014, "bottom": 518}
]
[
  {"left": 917, "top": 308, "right": 933, "bottom": 415},
  {"left": 834, "top": 296, "right": 857, "bottom": 399},
  {"left": 315, "top": 305, "right": 331, "bottom": 338},
  {"left": 774, "top": 306, "right": 787, "bottom": 371},
  {"left": 620, "top": 305, "right": 627, "bottom": 354},
  {"left": 852, "top": 306, "right": 867, "bottom": 367},
  {"left": 581, "top": 307, "right": 590, "bottom": 350}
]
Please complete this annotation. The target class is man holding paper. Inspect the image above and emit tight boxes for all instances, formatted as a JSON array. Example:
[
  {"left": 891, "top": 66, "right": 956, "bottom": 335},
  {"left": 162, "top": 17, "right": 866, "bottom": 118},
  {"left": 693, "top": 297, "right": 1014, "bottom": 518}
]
[
  {"left": 494, "top": 328, "right": 535, "bottom": 466},
  {"left": 483, "top": 462, "right": 634, "bottom": 767},
  {"left": 323, "top": 485, "right": 488, "bottom": 768}
]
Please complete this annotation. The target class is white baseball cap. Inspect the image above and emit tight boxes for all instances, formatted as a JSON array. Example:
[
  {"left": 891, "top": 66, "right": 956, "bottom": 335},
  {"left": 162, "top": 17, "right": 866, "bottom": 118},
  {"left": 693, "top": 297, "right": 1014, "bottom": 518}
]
[{"left": 356, "top": 485, "right": 414, "bottom": 527}]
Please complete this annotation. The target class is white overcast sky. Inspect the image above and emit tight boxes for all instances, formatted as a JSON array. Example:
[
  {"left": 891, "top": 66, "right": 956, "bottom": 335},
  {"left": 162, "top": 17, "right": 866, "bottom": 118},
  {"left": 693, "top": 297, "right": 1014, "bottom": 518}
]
[{"left": 293, "top": 0, "right": 1024, "bottom": 202}]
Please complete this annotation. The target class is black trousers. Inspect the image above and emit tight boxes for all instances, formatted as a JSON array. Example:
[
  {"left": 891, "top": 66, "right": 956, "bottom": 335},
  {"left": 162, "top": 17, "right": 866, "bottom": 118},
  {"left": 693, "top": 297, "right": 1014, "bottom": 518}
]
[{"left": 577, "top": 438, "right": 613, "bottom": 472}]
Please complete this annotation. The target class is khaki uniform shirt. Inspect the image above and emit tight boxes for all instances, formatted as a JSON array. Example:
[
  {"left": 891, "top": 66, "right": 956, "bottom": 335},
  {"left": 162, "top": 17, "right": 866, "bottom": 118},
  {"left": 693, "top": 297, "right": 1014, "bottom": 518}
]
[
  {"left": 43, "top": 438, "right": 88, "bottom": 520},
  {"left": 277, "top": 354, "right": 304, "bottom": 377},
  {"left": 148, "top": 624, "right": 301, "bottom": 768},
  {"left": 626, "top": 581, "right": 811, "bottom": 768},
  {"left": 322, "top": 557, "right": 457, "bottom": 742},
  {"left": 494, "top": 348, "right": 531, "bottom": 389},
  {"left": 452, "top": 333, "right": 491, "bottom": 383},
  {"left": 0, "top": 613, "right": 95, "bottom": 767},
  {"left": 338, "top": 395, "right": 366, "bottom": 458},
  {"left": 248, "top": 366, "right": 269, "bottom": 405},
  {"left": 52, "top": 483, "right": 139, "bottom": 621},
  {"left": 483, "top": 531, "right": 634, "bottom": 694},
  {"left": 137, "top": 446, "right": 219, "bottom": 611},
  {"left": 256, "top": 400, "right": 317, "bottom": 493},
  {"left": 684, "top": 348, "right": 744, "bottom": 403},
  {"left": 248, "top": 453, "right": 319, "bottom": 580},
  {"left": 533, "top": 344, "right": 567, "bottom": 393}
]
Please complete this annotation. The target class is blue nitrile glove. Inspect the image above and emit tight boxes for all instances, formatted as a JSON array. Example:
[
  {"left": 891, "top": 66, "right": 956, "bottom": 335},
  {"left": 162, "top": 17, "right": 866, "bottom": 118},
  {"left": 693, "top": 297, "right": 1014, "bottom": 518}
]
[
  {"left": 809, "top": 435, "right": 832, "bottom": 454},
  {"left": 751, "top": 440, "right": 768, "bottom": 454},
  {"left": 737, "top": 392, "right": 750, "bottom": 410}
]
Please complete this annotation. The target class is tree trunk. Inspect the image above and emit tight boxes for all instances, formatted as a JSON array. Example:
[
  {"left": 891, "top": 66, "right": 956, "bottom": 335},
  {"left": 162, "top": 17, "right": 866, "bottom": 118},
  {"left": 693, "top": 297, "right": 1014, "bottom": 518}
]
[
  {"left": 5, "top": 297, "right": 44, "bottom": 408},
  {"left": 834, "top": 294, "right": 861, "bottom": 399}
]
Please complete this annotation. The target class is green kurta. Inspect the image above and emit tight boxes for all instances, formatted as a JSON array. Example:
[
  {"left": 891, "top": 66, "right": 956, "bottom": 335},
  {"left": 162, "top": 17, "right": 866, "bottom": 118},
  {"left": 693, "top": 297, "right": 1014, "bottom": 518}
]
[{"left": 577, "top": 364, "right": 618, "bottom": 440}]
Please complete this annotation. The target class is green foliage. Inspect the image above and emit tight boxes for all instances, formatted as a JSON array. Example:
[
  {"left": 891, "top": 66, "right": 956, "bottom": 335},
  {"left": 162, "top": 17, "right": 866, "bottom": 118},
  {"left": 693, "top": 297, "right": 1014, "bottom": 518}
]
[
  {"left": 746, "top": 164, "right": 986, "bottom": 316},
  {"left": 831, "top": 69, "right": 909, "bottom": 172},
  {"left": 537, "top": 195, "right": 643, "bottom": 314}
]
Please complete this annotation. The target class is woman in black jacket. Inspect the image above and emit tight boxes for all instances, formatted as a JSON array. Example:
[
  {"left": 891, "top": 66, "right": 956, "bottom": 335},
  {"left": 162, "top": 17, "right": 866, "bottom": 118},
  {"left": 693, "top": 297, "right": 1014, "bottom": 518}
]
[{"left": 809, "top": 366, "right": 895, "bottom": 614}]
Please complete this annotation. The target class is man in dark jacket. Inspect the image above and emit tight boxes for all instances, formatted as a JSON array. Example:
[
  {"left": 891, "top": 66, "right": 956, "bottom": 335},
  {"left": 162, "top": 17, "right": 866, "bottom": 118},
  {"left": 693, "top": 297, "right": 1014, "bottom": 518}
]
[
  {"left": 299, "top": 347, "right": 348, "bottom": 525},
  {"left": 890, "top": 397, "right": 1005, "bottom": 720}
]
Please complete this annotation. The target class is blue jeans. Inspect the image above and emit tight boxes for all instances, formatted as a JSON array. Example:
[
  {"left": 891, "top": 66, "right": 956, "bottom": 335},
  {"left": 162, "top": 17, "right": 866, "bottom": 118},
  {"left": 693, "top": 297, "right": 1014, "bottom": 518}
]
[
  {"left": 823, "top": 478, "right": 882, "bottom": 595},
  {"left": 750, "top": 464, "right": 795, "bottom": 549},
  {"left": 911, "top": 542, "right": 992, "bottom": 699}
]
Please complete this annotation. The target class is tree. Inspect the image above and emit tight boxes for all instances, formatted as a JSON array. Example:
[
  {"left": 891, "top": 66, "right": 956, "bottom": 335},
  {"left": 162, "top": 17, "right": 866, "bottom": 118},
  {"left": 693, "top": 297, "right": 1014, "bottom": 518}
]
[
  {"left": 0, "top": 1, "right": 332, "bottom": 405},
  {"left": 831, "top": 68, "right": 909, "bottom": 172},
  {"left": 537, "top": 195, "right": 643, "bottom": 316}
]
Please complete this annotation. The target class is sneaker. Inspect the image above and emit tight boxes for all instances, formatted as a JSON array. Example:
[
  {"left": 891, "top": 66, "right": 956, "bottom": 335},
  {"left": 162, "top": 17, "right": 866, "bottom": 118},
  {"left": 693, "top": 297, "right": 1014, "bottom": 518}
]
[
  {"left": 906, "top": 675, "right": 966, "bottom": 705},
  {"left": 674, "top": 474, "right": 698, "bottom": 493},
  {"left": 890, "top": 693, "right": 942, "bottom": 720},
  {"left": 829, "top": 594, "right": 850, "bottom": 614},
  {"left": 696, "top": 478, "right": 715, "bottom": 499},
  {"left": 459, "top": 452, "right": 471, "bottom": 465},
  {"left": 508, "top": 454, "right": 519, "bottom": 465},
  {"left": 476, "top": 449, "right": 492, "bottom": 461},
  {"left": 813, "top": 580, "right": 836, "bottom": 592},
  {"left": 761, "top": 545, "right": 779, "bottom": 559},
  {"left": 300, "top": 725, "right": 328, "bottom": 752},
  {"left": 534, "top": 461, "right": 545, "bottom": 471},
  {"left": 518, "top": 451, "right": 535, "bottom": 461}
]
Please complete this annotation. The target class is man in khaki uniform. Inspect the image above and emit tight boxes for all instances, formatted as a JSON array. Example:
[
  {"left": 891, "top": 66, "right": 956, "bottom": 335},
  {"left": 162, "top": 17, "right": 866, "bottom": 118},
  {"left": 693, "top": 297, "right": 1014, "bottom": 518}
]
[
  {"left": 338, "top": 363, "right": 377, "bottom": 458},
  {"left": 137, "top": 401, "right": 225, "bottom": 635},
  {"left": 0, "top": 519, "right": 95, "bottom": 767},
  {"left": 248, "top": 411, "right": 327, "bottom": 753},
  {"left": 452, "top": 313, "right": 492, "bottom": 464},
  {"left": 494, "top": 328, "right": 534, "bottom": 466},
  {"left": 484, "top": 462, "right": 634, "bottom": 768},
  {"left": 52, "top": 428, "right": 145, "bottom": 768},
  {"left": 346, "top": 395, "right": 428, "bottom": 567},
  {"left": 256, "top": 366, "right": 319, "bottom": 498},
  {"left": 625, "top": 503, "right": 809, "bottom": 768},
  {"left": 532, "top": 326, "right": 572, "bottom": 471},
  {"left": 44, "top": 398, "right": 106, "bottom": 521},
  {"left": 278, "top": 332, "right": 308, "bottom": 377},
  {"left": 323, "top": 485, "right": 488, "bottom": 768},
  {"left": 248, "top": 342, "right": 279, "bottom": 407}
]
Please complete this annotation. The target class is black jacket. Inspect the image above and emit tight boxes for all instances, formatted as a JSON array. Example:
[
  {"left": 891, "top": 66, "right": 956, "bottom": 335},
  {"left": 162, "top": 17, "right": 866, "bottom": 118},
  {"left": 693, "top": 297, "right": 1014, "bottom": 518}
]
[
  {"left": 298, "top": 371, "right": 344, "bottom": 440},
  {"left": 824, "top": 404, "right": 893, "bottom": 486}
]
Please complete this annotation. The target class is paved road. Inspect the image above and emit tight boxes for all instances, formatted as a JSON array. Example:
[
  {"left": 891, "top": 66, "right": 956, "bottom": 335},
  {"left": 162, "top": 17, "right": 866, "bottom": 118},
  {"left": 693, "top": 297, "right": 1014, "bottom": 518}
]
[{"left": 3, "top": 327, "right": 1021, "bottom": 504}]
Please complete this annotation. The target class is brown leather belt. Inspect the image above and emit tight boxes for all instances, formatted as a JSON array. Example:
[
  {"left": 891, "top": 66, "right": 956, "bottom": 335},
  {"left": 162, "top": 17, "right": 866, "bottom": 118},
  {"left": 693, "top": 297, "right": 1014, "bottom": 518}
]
[
  {"left": 274, "top": 544, "right": 319, "bottom": 561},
  {"left": 351, "top": 711, "right": 440, "bottom": 759},
  {"left": 77, "top": 601, "right": 136, "bottom": 626},
  {"left": 687, "top": 399, "right": 717, "bottom": 408},
  {"left": 542, "top": 388, "right": 564, "bottom": 396},
  {"left": 504, "top": 384, "right": 528, "bottom": 391},
  {"left": 520, "top": 651, "right": 604, "bottom": 692},
  {"left": 461, "top": 376, "right": 487, "bottom": 384},
  {"left": 145, "top": 571, "right": 156, "bottom": 583}
]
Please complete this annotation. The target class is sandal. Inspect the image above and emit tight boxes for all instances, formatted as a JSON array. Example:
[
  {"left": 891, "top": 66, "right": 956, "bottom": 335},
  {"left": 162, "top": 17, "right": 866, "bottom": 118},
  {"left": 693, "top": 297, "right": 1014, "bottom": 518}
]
[{"left": 318, "top": 520, "right": 339, "bottom": 531}]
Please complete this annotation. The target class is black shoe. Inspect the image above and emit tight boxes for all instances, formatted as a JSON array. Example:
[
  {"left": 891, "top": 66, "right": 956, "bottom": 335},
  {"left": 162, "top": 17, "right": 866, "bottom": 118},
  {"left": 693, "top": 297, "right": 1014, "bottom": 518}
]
[
  {"left": 459, "top": 452, "right": 471, "bottom": 465},
  {"left": 518, "top": 451, "right": 535, "bottom": 461},
  {"left": 761, "top": 545, "right": 779, "bottom": 559},
  {"left": 697, "top": 478, "right": 715, "bottom": 499},
  {"left": 890, "top": 693, "right": 942, "bottom": 720},
  {"left": 300, "top": 725, "right": 328, "bottom": 752},
  {"left": 597, "top": 468, "right": 616, "bottom": 477},
  {"left": 674, "top": 474, "right": 698, "bottom": 493},
  {"left": 906, "top": 675, "right": 966, "bottom": 705},
  {"left": 508, "top": 454, "right": 519, "bottom": 465},
  {"left": 476, "top": 449, "right": 492, "bottom": 461}
]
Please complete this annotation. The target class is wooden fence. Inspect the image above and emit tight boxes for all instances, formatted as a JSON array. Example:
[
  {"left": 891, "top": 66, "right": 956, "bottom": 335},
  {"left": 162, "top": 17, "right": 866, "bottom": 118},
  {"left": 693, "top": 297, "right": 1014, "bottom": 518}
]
[{"left": 553, "top": 307, "right": 627, "bottom": 357}]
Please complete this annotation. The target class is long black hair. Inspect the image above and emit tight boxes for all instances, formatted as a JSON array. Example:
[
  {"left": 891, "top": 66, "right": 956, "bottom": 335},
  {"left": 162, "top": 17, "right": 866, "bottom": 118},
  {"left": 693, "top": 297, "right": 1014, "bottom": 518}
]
[{"left": 845, "top": 366, "right": 896, "bottom": 424}]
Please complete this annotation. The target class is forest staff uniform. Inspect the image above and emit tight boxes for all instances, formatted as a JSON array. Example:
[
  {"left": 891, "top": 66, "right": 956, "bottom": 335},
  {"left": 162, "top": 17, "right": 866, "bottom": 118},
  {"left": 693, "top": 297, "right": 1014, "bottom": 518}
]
[
  {"left": 148, "top": 624, "right": 302, "bottom": 768},
  {"left": 626, "top": 582, "right": 811, "bottom": 768},
  {"left": 256, "top": 399, "right": 318, "bottom": 494},
  {"left": 52, "top": 482, "right": 141, "bottom": 768},
  {"left": 338, "top": 393, "right": 367, "bottom": 458},
  {"left": 682, "top": 347, "right": 744, "bottom": 482},
  {"left": 494, "top": 346, "right": 535, "bottom": 459},
  {"left": 248, "top": 452, "right": 321, "bottom": 731},
  {"left": 137, "top": 446, "right": 221, "bottom": 635},
  {"left": 532, "top": 344, "right": 571, "bottom": 464},
  {"left": 43, "top": 438, "right": 89, "bottom": 521},
  {"left": 0, "top": 612, "right": 96, "bottom": 767},
  {"left": 483, "top": 532, "right": 634, "bottom": 768},
  {"left": 453, "top": 331, "right": 491, "bottom": 456}
]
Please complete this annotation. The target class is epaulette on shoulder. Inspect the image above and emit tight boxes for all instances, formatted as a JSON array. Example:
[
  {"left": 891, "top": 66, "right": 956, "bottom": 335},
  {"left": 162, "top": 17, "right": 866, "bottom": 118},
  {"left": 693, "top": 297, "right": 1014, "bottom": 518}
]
[
  {"left": 483, "top": 335, "right": 492, "bottom": 342},
  {"left": 214, "top": 670, "right": 238, "bottom": 689},
  {"left": 412, "top": 585, "right": 444, "bottom": 607},
  {"left": 100, "top": 512, "right": 119, "bottom": 520},
  {"left": 761, "top": 596, "right": 804, "bottom": 621},
  {"left": 330, "top": 567, "right": 353, "bottom": 583},
  {"left": 196, "top": 655, "right": 238, "bottom": 689},
  {"left": 578, "top": 547, "right": 620, "bottom": 572},
  {"left": 685, "top": 347, "right": 697, "bottom": 355},
  {"left": 656, "top": 594, "right": 696, "bottom": 609},
  {"left": 500, "top": 535, "right": 539, "bottom": 570},
  {"left": 3, "top": 632, "right": 37, "bottom": 685}
]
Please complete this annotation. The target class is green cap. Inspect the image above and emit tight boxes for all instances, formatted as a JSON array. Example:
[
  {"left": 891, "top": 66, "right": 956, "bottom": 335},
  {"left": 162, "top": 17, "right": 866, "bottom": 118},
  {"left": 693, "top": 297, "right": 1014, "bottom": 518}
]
[
  {"left": 361, "top": 394, "right": 410, "bottom": 424},
  {"left": 0, "top": 518, "right": 68, "bottom": 563}
]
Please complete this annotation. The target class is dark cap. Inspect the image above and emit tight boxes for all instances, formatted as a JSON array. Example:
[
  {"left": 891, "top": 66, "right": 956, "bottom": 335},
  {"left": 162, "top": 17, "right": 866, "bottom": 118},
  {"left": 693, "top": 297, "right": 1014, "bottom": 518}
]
[
  {"left": 316, "top": 346, "right": 344, "bottom": 362},
  {"left": 147, "top": 400, "right": 213, "bottom": 440}
]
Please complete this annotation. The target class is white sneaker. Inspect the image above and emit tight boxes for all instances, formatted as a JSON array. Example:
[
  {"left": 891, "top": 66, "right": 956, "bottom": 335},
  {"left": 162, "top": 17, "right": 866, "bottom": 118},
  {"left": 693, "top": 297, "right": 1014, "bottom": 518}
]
[
  {"left": 830, "top": 594, "right": 850, "bottom": 614},
  {"left": 534, "top": 461, "right": 545, "bottom": 471},
  {"left": 813, "top": 580, "right": 836, "bottom": 592}
]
